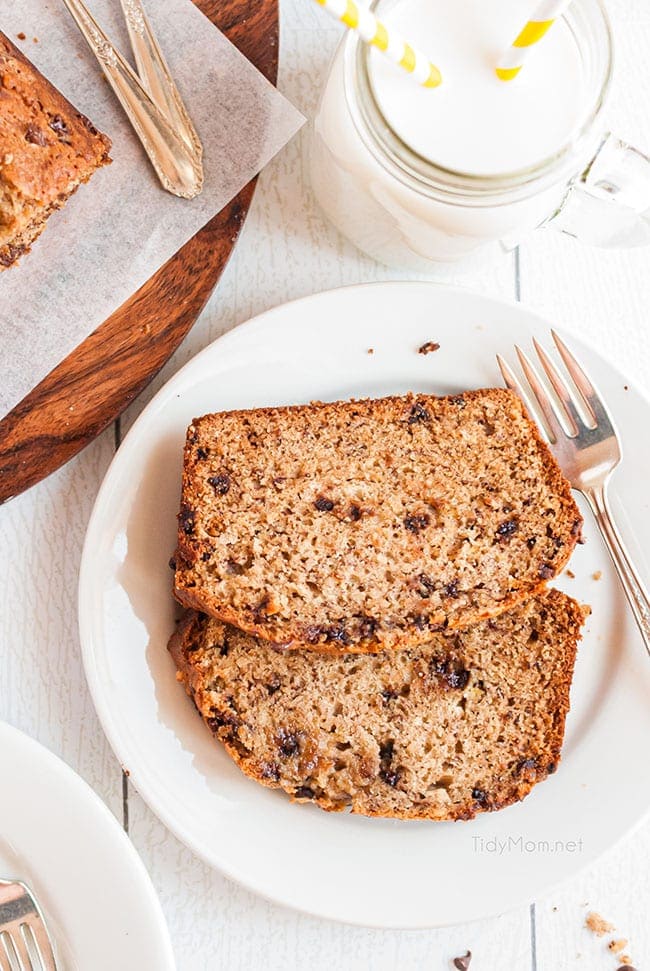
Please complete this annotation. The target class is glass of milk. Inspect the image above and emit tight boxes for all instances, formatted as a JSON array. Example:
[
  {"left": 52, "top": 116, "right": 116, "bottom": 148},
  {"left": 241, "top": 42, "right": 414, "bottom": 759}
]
[{"left": 310, "top": 0, "right": 650, "bottom": 272}]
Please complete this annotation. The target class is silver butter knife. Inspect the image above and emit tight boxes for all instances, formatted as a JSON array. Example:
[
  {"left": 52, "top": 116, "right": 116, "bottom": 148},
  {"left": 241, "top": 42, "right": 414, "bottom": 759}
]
[
  {"left": 119, "top": 0, "right": 203, "bottom": 163},
  {"left": 61, "top": 0, "right": 203, "bottom": 199}
]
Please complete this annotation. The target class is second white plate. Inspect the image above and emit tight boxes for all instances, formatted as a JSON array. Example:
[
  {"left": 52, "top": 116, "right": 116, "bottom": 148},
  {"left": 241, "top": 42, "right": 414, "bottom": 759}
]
[
  {"left": 0, "top": 722, "right": 175, "bottom": 970},
  {"left": 79, "top": 282, "right": 650, "bottom": 928}
]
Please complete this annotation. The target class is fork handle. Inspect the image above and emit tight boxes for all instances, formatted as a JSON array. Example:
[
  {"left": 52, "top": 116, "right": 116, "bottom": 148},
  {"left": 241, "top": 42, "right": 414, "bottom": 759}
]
[{"left": 584, "top": 484, "right": 650, "bottom": 658}]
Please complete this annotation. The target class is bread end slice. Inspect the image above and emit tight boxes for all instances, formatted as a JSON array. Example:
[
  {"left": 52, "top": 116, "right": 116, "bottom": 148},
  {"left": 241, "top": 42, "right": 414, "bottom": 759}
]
[{"left": 169, "top": 590, "right": 588, "bottom": 821}]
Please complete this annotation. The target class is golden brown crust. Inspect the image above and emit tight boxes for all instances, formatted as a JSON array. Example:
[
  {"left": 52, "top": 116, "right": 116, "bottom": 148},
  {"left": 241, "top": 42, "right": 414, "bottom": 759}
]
[
  {"left": 169, "top": 590, "right": 588, "bottom": 821},
  {"left": 0, "top": 32, "right": 111, "bottom": 268},
  {"left": 174, "top": 389, "right": 582, "bottom": 654}
]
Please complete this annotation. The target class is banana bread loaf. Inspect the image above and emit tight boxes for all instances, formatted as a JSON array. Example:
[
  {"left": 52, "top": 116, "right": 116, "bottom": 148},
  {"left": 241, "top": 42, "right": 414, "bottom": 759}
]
[
  {"left": 0, "top": 32, "right": 111, "bottom": 269},
  {"left": 174, "top": 389, "right": 582, "bottom": 653},
  {"left": 169, "top": 590, "right": 587, "bottom": 820}
]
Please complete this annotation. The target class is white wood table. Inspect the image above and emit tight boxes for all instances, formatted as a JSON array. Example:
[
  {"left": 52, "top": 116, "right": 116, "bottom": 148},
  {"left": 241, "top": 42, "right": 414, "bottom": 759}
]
[{"left": 1, "top": 1, "right": 649, "bottom": 966}]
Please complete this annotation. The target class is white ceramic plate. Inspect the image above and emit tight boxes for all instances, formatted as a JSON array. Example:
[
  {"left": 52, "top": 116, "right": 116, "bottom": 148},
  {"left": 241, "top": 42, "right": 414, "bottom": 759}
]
[
  {"left": 0, "top": 721, "right": 175, "bottom": 969},
  {"left": 79, "top": 282, "right": 650, "bottom": 928}
]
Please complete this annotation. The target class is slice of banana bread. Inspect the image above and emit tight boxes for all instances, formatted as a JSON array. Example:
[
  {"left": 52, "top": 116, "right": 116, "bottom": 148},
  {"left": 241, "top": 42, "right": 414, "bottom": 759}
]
[
  {"left": 174, "top": 389, "right": 582, "bottom": 653},
  {"left": 169, "top": 590, "right": 587, "bottom": 820},
  {"left": 0, "top": 32, "right": 111, "bottom": 269}
]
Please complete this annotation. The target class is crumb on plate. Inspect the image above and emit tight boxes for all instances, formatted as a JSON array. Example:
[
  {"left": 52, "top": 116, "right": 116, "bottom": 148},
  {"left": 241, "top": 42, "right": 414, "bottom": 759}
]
[{"left": 418, "top": 340, "right": 440, "bottom": 355}]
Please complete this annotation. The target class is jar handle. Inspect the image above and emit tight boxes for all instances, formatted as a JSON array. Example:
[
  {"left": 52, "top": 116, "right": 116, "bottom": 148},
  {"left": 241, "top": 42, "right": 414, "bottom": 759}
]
[{"left": 548, "top": 132, "right": 650, "bottom": 246}]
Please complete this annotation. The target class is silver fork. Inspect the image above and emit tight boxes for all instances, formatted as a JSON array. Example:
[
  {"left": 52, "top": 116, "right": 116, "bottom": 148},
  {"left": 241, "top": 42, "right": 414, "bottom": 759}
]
[
  {"left": 0, "top": 880, "right": 57, "bottom": 971},
  {"left": 497, "top": 331, "right": 650, "bottom": 657}
]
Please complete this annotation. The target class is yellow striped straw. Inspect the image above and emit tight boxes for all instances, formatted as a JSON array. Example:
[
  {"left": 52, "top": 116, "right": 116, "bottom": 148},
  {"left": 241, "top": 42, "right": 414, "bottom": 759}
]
[
  {"left": 312, "top": 0, "right": 442, "bottom": 88},
  {"left": 496, "top": 0, "right": 574, "bottom": 81}
]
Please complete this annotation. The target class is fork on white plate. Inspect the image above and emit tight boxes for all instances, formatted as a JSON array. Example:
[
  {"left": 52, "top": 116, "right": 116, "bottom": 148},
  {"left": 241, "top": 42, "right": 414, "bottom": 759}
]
[
  {"left": 498, "top": 331, "right": 650, "bottom": 656},
  {"left": 0, "top": 880, "right": 57, "bottom": 971}
]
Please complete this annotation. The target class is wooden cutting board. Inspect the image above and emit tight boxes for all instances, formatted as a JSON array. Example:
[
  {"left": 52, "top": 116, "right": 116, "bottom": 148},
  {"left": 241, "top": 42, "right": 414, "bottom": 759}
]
[{"left": 0, "top": 0, "right": 279, "bottom": 504}]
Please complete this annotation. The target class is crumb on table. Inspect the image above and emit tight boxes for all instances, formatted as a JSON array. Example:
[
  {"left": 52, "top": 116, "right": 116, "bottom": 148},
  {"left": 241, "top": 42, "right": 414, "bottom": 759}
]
[
  {"left": 565, "top": 569, "right": 575, "bottom": 579},
  {"left": 16, "top": 31, "right": 26, "bottom": 40},
  {"left": 418, "top": 340, "right": 440, "bottom": 355},
  {"left": 585, "top": 911, "right": 615, "bottom": 936},
  {"left": 592, "top": 570, "right": 602, "bottom": 581},
  {"left": 367, "top": 348, "right": 374, "bottom": 355},
  {"left": 609, "top": 940, "right": 628, "bottom": 954},
  {"left": 452, "top": 951, "right": 471, "bottom": 971}
]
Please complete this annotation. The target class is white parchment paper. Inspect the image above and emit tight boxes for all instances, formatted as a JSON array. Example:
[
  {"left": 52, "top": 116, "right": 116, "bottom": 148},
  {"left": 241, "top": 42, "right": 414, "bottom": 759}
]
[{"left": 0, "top": 0, "right": 304, "bottom": 417}]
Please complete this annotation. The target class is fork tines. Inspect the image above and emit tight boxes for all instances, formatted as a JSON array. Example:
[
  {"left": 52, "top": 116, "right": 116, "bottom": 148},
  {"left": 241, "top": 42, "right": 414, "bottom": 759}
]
[
  {"left": 0, "top": 880, "right": 57, "bottom": 971},
  {"left": 497, "top": 331, "right": 612, "bottom": 444}
]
